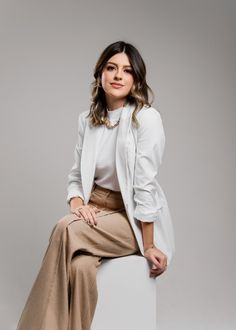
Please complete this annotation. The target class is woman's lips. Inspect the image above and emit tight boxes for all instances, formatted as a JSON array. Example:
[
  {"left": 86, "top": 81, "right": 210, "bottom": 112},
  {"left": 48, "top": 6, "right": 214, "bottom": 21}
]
[{"left": 111, "top": 83, "right": 124, "bottom": 88}]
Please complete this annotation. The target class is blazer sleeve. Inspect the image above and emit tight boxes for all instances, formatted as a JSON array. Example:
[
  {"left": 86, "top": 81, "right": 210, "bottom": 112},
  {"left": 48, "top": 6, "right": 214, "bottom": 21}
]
[
  {"left": 133, "top": 107, "right": 166, "bottom": 222},
  {"left": 66, "top": 112, "right": 86, "bottom": 205}
]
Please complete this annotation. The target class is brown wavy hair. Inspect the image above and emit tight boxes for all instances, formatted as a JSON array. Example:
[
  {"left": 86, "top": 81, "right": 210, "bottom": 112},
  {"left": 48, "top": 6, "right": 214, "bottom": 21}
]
[{"left": 87, "top": 41, "right": 154, "bottom": 128}]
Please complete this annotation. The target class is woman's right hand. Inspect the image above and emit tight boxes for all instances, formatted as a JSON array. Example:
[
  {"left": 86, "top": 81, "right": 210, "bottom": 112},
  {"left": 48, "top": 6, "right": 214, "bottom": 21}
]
[
  {"left": 71, "top": 204, "right": 101, "bottom": 226},
  {"left": 144, "top": 245, "right": 168, "bottom": 278}
]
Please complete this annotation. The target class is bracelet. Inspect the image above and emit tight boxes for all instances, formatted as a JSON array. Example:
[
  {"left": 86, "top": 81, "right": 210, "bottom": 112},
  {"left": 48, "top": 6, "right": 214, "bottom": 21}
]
[{"left": 144, "top": 244, "right": 155, "bottom": 253}]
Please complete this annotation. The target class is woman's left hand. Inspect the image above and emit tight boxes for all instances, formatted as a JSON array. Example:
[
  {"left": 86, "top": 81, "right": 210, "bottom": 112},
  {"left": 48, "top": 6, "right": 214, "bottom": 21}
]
[{"left": 144, "top": 245, "right": 168, "bottom": 278}]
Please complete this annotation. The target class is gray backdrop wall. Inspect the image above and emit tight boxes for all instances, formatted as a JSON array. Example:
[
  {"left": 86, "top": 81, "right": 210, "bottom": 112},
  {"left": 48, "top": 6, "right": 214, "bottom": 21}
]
[{"left": 1, "top": 0, "right": 235, "bottom": 329}]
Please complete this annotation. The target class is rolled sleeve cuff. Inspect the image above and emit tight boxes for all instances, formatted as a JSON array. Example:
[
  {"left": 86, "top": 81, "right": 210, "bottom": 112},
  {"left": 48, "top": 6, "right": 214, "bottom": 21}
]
[
  {"left": 66, "top": 189, "right": 84, "bottom": 205},
  {"left": 133, "top": 207, "right": 160, "bottom": 222}
]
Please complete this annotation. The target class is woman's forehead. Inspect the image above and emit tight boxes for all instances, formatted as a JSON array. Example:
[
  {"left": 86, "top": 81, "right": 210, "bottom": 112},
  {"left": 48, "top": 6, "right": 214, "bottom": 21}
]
[{"left": 106, "top": 53, "right": 131, "bottom": 66}]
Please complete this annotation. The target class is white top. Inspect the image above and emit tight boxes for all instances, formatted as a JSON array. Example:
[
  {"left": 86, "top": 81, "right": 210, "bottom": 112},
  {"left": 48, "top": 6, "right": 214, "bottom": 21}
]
[{"left": 94, "top": 106, "right": 123, "bottom": 191}]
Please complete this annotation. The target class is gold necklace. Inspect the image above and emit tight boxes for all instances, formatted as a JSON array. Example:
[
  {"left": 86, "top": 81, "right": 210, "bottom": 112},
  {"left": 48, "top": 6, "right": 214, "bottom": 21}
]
[
  {"left": 101, "top": 105, "right": 123, "bottom": 129},
  {"left": 101, "top": 117, "right": 120, "bottom": 129}
]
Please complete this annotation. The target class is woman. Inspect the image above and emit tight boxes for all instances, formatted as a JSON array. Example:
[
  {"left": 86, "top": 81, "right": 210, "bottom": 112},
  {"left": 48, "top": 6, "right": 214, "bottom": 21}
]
[{"left": 17, "top": 40, "right": 175, "bottom": 330}]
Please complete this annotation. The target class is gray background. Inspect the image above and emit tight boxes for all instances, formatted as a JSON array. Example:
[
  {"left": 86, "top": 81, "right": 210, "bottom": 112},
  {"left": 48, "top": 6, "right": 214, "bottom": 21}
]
[{"left": 1, "top": 0, "right": 235, "bottom": 329}]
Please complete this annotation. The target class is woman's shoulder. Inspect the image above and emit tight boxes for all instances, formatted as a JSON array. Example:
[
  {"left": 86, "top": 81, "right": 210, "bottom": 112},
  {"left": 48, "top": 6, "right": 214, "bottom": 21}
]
[
  {"left": 136, "top": 105, "right": 163, "bottom": 127},
  {"left": 77, "top": 109, "right": 90, "bottom": 127},
  {"left": 133, "top": 105, "right": 165, "bottom": 143},
  {"left": 78, "top": 109, "right": 90, "bottom": 121}
]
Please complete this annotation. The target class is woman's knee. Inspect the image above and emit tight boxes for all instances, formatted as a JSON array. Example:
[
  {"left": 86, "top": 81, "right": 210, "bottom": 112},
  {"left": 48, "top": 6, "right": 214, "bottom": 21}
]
[{"left": 49, "top": 213, "right": 80, "bottom": 241}]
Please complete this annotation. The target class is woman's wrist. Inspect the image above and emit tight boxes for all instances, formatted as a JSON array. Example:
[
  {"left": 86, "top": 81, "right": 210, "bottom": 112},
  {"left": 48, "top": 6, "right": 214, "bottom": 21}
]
[
  {"left": 140, "top": 221, "right": 155, "bottom": 253},
  {"left": 70, "top": 196, "right": 84, "bottom": 209},
  {"left": 144, "top": 243, "right": 155, "bottom": 253}
]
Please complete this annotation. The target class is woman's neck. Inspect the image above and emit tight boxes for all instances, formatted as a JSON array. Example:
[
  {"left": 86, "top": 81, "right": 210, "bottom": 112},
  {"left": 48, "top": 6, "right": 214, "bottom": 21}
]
[{"left": 106, "top": 99, "right": 128, "bottom": 111}]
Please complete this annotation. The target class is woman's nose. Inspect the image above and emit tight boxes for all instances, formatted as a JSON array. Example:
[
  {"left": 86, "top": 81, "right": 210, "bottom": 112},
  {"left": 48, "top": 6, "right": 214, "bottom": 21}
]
[{"left": 114, "top": 69, "right": 123, "bottom": 80}]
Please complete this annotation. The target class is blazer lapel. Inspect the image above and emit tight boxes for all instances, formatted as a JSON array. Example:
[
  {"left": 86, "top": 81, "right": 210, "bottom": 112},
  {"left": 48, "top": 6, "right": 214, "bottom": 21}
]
[
  {"left": 80, "top": 121, "right": 103, "bottom": 203},
  {"left": 115, "top": 103, "right": 134, "bottom": 201}
]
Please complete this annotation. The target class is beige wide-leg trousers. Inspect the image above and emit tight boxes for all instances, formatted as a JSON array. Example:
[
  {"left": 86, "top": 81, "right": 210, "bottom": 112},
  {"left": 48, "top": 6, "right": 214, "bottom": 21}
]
[{"left": 17, "top": 183, "right": 141, "bottom": 330}]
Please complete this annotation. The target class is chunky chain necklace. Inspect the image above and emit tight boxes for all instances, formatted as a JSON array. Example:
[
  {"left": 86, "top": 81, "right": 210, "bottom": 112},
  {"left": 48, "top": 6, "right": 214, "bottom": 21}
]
[{"left": 100, "top": 105, "right": 123, "bottom": 129}]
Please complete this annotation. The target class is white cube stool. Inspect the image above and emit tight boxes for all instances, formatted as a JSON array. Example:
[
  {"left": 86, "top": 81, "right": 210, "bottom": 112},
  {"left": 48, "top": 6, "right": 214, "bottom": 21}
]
[{"left": 91, "top": 254, "right": 157, "bottom": 330}]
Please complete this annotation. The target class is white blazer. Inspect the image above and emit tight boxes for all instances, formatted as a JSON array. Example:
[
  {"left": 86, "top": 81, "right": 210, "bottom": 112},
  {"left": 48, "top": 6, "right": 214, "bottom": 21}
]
[{"left": 67, "top": 103, "right": 175, "bottom": 265}]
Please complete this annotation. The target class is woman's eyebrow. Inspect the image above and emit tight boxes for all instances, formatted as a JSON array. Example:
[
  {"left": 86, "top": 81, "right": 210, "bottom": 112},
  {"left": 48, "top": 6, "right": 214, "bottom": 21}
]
[{"left": 106, "top": 61, "right": 132, "bottom": 68}]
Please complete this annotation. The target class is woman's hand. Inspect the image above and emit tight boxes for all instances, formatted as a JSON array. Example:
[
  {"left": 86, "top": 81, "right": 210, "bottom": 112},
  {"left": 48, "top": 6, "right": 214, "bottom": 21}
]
[
  {"left": 144, "top": 245, "right": 168, "bottom": 278},
  {"left": 71, "top": 204, "right": 100, "bottom": 226}
]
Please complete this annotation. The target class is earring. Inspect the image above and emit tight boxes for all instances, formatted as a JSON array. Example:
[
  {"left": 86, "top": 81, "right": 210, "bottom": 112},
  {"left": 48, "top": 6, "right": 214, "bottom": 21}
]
[{"left": 96, "top": 78, "right": 102, "bottom": 88}]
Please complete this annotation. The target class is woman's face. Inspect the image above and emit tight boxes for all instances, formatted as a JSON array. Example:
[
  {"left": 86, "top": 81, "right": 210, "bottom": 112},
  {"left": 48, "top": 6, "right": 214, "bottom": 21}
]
[{"left": 101, "top": 52, "right": 134, "bottom": 109}]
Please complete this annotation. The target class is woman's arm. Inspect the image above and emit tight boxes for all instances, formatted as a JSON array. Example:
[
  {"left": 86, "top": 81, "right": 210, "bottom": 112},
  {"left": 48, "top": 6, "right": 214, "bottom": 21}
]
[
  {"left": 133, "top": 108, "right": 165, "bottom": 222},
  {"left": 140, "top": 221, "right": 155, "bottom": 252},
  {"left": 133, "top": 108, "right": 168, "bottom": 277}
]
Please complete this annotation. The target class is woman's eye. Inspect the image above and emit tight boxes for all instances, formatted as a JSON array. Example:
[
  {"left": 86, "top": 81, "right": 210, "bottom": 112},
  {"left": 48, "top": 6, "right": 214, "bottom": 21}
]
[
  {"left": 107, "top": 66, "right": 114, "bottom": 71},
  {"left": 125, "top": 69, "right": 133, "bottom": 74}
]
